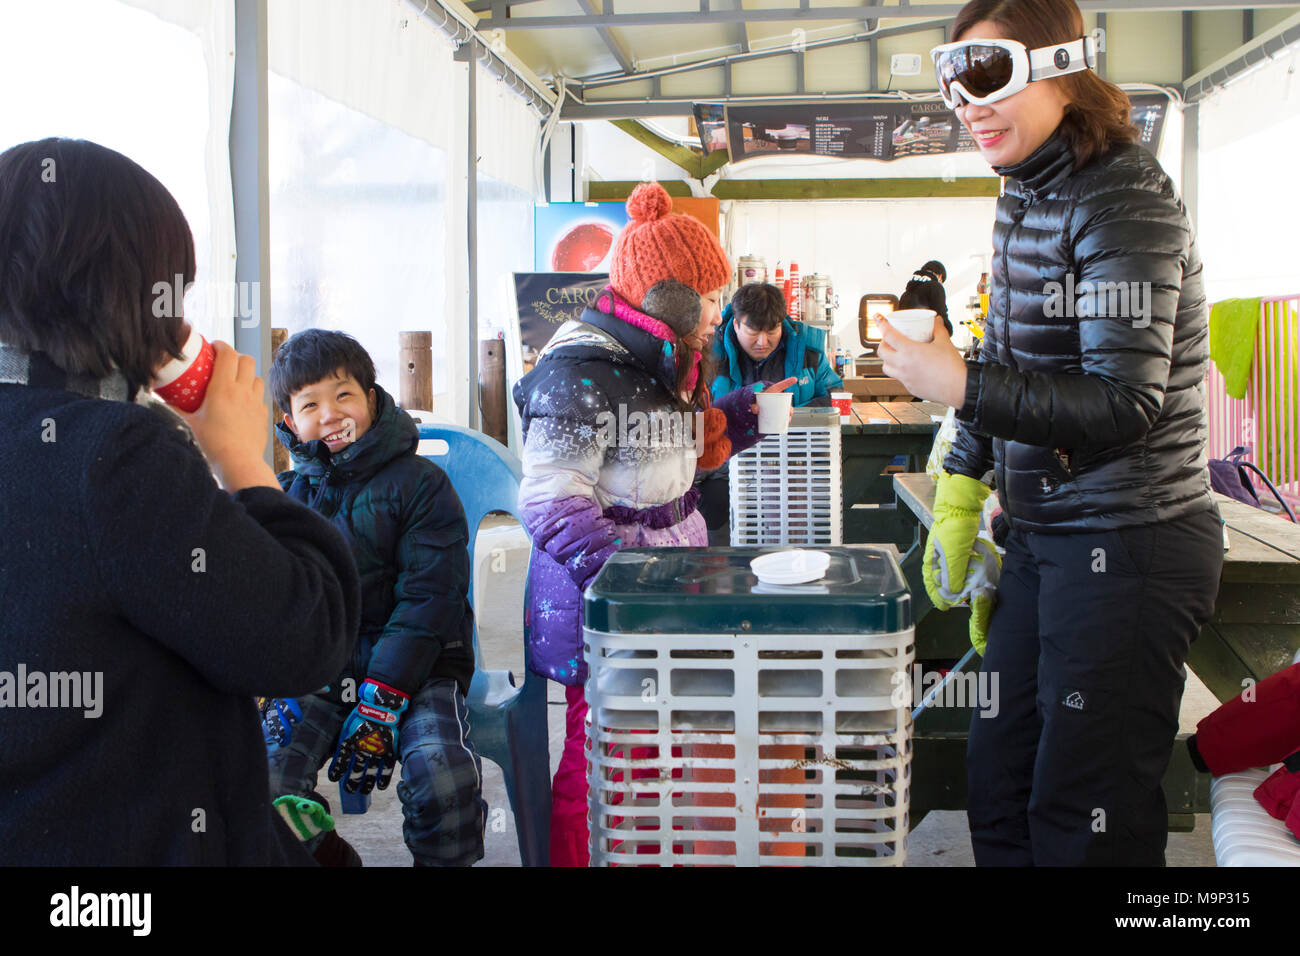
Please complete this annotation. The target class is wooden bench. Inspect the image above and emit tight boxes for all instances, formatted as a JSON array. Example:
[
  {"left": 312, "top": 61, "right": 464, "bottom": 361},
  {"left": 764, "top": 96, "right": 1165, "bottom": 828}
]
[{"left": 891, "top": 471, "right": 1300, "bottom": 832}]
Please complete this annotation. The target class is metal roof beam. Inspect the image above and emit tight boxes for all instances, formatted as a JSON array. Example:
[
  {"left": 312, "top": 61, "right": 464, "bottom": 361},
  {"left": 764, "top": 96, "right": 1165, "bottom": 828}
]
[
  {"left": 1183, "top": 10, "right": 1300, "bottom": 101},
  {"left": 465, "top": 0, "right": 548, "bottom": 9},
  {"left": 575, "top": 0, "right": 637, "bottom": 74},
  {"left": 572, "top": 16, "right": 949, "bottom": 85},
  {"left": 563, "top": 96, "right": 923, "bottom": 119},
  {"left": 480, "top": 1, "right": 1300, "bottom": 30}
]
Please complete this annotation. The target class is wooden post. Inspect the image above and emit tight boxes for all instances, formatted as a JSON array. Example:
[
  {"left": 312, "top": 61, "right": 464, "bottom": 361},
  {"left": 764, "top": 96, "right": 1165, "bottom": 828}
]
[
  {"left": 479, "top": 338, "right": 507, "bottom": 446},
  {"left": 400, "top": 331, "right": 434, "bottom": 415},
  {"left": 270, "top": 327, "right": 289, "bottom": 475}
]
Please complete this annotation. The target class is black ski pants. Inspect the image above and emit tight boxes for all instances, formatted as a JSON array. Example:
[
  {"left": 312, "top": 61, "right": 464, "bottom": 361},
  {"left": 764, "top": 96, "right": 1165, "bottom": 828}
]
[{"left": 966, "top": 507, "right": 1224, "bottom": 866}]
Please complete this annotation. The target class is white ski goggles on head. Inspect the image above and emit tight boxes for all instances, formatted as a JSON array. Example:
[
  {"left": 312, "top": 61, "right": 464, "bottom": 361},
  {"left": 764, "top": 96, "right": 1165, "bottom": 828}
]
[{"left": 930, "top": 36, "right": 1098, "bottom": 109}]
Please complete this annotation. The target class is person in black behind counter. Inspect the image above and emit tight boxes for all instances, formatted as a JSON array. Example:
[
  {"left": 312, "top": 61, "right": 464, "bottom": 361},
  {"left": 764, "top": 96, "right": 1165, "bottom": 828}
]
[
  {"left": 899, "top": 260, "right": 953, "bottom": 335},
  {"left": 0, "top": 138, "right": 361, "bottom": 865}
]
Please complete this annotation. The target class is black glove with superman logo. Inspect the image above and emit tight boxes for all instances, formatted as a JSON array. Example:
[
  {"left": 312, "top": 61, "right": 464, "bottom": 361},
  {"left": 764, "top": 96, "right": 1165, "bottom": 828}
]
[{"left": 327, "top": 680, "right": 410, "bottom": 794}]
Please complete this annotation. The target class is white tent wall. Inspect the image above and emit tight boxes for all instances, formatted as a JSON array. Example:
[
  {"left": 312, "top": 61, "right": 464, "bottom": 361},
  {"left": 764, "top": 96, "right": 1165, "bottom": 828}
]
[
  {"left": 474, "top": 59, "right": 539, "bottom": 433},
  {"left": 268, "top": 0, "right": 466, "bottom": 421},
  {"left": 1197, "top": 47, "right": 1300, "bottom": 301},
  {"left": 0, "top": 0, "right": 236, "bottom": 343},
  {"left": 263, "top": 0, "right": 544, "bottom": 426}
]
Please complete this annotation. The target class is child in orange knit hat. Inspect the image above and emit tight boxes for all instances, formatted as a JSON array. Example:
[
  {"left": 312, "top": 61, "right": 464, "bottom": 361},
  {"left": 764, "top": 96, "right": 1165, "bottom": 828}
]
[{"left": 512, "top": 182, "right": 793, "bottom": 866}]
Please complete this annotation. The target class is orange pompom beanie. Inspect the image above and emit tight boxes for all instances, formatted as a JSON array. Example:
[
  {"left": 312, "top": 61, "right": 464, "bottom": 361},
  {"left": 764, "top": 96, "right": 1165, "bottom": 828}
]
[{"left": 609, "top": 183, "right": 731, "bottom": 307}]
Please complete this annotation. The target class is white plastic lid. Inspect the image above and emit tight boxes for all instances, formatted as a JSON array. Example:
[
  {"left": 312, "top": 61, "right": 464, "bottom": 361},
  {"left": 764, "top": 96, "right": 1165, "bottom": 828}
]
[{"left": 749, "top": 549, "right": 832, "bottom": 585}]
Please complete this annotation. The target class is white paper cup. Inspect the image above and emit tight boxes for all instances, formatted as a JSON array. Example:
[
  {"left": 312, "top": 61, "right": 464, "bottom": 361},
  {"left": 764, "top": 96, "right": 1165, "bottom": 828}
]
[
  {"left": 888, "top": 308, "right": 937, "bottom": 342},
  {"left": 756, "top": 389, "right": 793, "bottom": 433}
]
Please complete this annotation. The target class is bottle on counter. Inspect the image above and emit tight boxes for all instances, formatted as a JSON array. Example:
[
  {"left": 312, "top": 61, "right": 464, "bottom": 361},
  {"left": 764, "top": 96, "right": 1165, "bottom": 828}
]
[{"left": 789, "top": 262, "right": 802, "bottom": 320}]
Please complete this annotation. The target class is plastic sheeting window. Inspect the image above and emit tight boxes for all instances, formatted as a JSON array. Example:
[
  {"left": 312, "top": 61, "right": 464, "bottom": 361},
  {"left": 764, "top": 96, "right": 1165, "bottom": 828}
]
[
  {"left": 1198, "top": 50, "right": 1300, "bottom": 301},
  {"left": 268, "top": 71, "right": 448, "bottom": 404},
  {"left": 477, "top": 176, "right": 534, "bottom": 340},
  {"left": 0, "top": 0, "right": 221, "bottom": 337}
]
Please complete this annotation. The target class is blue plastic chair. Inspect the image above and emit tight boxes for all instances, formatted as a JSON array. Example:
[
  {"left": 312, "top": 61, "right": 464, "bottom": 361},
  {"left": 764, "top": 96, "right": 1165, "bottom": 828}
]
[{"left": 338, "top": 424, "right": 551, "bottom": 867}]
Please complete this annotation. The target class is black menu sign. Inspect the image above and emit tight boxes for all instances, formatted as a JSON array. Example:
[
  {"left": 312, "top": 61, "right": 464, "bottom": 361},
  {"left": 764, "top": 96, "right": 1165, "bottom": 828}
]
[{"left": 707, "top": 91, "right": 1173, "bottom": 164}]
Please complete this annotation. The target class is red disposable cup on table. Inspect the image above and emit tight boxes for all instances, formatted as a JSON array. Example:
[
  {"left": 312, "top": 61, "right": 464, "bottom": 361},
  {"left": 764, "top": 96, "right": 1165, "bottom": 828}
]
[
  {"left": 830, "top": 391, "right": 852, "bottom": 421},
  {"left": 153, "top": 328, "right": 216, "bottom": 412}
]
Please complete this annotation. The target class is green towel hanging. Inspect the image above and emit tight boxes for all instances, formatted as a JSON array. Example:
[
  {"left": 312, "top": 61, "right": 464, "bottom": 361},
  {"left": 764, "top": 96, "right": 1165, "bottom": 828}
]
[{"left": 1209, "top": 298, "right": 1263, "bottom": 400}]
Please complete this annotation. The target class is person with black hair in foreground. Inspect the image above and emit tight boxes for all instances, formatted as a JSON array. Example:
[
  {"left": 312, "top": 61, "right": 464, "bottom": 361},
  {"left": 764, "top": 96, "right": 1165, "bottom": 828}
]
[{"left": 0, "top": 138, "right": 361, "bottom": 865}]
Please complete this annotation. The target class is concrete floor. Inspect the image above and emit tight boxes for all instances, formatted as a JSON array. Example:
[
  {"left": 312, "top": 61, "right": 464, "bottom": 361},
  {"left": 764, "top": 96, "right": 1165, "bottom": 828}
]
[{"left": 331, "top": 517, "right": 1222, "bottom": 867}]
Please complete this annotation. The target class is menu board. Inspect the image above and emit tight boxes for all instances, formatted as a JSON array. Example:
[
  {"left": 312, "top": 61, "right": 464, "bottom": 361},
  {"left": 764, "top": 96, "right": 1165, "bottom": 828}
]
[
  {"left": 722, "top": 101, "right": 979, "bottom": 163},
  {"left": 705, "top": 90, "right": 1172, "bottom": 164}
]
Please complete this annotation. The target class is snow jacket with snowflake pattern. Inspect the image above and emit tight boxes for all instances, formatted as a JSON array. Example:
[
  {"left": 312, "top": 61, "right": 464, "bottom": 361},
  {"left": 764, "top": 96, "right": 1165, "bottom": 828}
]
[{"left": 514, "top": 288, "right": 761, "bottom": 684}]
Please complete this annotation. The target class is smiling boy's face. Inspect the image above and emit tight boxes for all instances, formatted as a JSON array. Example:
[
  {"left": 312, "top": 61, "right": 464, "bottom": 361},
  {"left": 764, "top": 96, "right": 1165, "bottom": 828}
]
[{"left": 284, "top": 369, "right": 377, "bottom": 453}]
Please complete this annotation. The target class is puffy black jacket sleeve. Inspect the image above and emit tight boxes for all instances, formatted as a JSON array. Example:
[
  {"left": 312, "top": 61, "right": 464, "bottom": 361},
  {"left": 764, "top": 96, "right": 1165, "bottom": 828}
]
[
  {"left": 956, "top": 184, "right": 1186, "bottom": 449},
  {"left": 84, "top": 408, "right": 361, "bottom": 698},
  {"left": 943, "top": 330, "right": 997, "bottom": 480},
  {"left": 364, "top": 462, "right": 472, "bottom": 695}
]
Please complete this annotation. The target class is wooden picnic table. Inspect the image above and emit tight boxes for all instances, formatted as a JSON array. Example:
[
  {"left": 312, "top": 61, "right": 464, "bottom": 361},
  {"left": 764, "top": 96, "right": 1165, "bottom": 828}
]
[
  {"left": 838, "top": 401, "right": 946, "bottom": 549},
  {"left": 891, "top": 470, "right": 1300, "bottom": 829}
]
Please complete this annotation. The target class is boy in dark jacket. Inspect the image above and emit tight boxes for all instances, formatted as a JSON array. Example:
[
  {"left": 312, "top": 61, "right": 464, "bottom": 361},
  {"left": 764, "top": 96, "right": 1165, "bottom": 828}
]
[{"left": 262, "top": 330, "right": 484, "bottom": 867}]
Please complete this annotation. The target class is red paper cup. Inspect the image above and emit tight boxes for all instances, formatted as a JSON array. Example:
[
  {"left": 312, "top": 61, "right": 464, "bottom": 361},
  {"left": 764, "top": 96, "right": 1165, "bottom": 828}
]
[
  {"left": 154, "top": 330, "right": 215, "bottom": 412},
  {"left": 831, "top": 391, "right": 852, "bottom": 421}
]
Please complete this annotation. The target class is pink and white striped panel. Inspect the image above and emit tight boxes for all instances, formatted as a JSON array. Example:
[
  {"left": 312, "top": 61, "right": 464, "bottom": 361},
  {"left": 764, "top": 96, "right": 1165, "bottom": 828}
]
[{"left": 1204, "top": 296, "right": 1300, "bottom": 512}]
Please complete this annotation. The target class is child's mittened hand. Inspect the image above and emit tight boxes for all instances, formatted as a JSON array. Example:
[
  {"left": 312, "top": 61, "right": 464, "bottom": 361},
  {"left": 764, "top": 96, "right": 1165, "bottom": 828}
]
[{"left": 750, "top": 376, "right": 798, "bottom": 416}]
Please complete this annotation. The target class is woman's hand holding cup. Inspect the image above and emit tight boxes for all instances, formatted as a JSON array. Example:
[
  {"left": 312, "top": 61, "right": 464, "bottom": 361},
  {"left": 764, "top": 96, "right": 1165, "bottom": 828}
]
[{"left": 878, "top": 312, "right": 968, "bottom": 409}]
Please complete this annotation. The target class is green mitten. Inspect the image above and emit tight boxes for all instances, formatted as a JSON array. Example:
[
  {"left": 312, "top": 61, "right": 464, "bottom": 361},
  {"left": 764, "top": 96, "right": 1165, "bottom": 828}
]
[
  {"left": 273, "top": 794, "right": 335, "bottom": 843},
  {"left": 922, "top": 472, "right": 992, "bottom": 610},
  {"left": 969, "top": 588, "right": 996, "bottom": 657}
]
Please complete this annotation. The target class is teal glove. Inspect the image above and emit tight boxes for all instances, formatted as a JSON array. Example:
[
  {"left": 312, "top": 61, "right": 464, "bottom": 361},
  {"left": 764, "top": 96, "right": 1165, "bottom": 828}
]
[{"left": 922, "top": 471, "right": 992, "bottom": 611}]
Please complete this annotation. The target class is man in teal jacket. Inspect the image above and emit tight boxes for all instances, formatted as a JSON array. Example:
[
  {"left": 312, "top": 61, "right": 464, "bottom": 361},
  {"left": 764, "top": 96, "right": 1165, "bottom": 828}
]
[
  {"left": 699, "top": 283, "right": 844, "bottom": 542},
  {"left": 712, "top": 282, "right": 843, "bottom": 406}
]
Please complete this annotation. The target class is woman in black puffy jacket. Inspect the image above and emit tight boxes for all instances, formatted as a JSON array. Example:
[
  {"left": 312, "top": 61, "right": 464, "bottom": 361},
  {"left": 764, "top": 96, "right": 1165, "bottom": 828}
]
[{"left": 880, "top": 0, "right": 1223, "bottom": 866}]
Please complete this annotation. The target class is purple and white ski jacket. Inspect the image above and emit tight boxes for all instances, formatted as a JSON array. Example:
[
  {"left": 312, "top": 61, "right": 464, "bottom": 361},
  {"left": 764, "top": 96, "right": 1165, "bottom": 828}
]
[{"left": 513, "top": 289, "right": 761, "bottom": 684}]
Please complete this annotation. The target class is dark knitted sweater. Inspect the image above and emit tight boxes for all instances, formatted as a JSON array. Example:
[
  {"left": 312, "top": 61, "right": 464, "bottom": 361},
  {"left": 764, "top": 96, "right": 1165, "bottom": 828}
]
[{"left": 0, "top": 352, "right": 361, "bottom": 865}]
